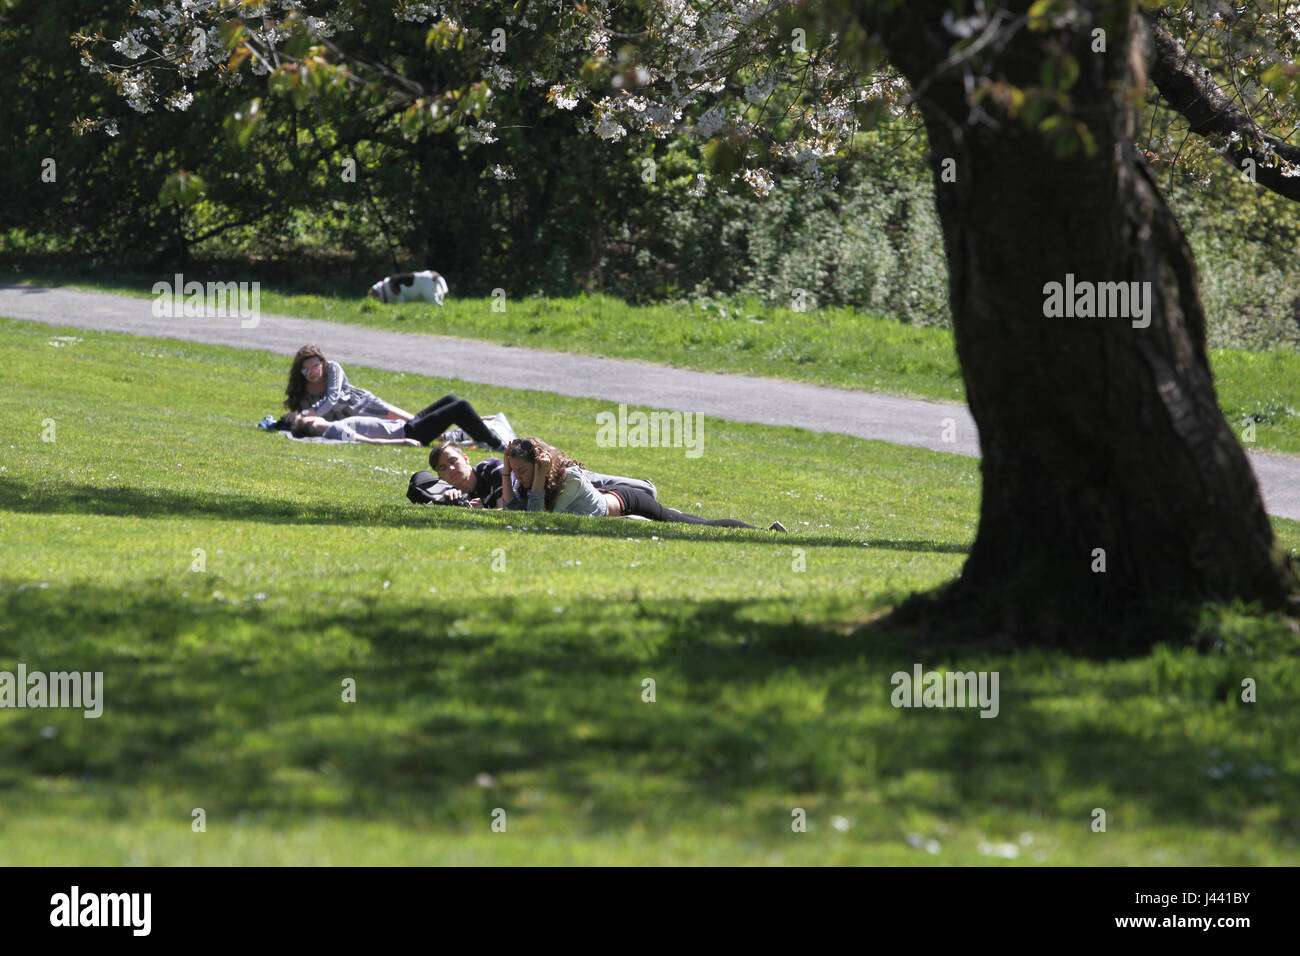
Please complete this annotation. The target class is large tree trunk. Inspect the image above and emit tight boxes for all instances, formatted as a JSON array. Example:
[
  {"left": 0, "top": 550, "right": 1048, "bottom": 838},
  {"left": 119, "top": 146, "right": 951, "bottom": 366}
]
[{"left": 864, "top": 1, "right": 1297, "bottom": 647}]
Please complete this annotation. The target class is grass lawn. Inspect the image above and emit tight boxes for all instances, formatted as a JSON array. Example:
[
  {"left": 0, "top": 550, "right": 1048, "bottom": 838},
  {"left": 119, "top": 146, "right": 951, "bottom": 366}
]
[{"left": 0, "top": 317, "right": 1297, "bottom": 864}]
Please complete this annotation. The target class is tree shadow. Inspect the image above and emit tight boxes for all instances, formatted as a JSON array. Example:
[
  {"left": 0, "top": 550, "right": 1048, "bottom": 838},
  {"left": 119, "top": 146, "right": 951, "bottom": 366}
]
[{"left": 0, "top": 581, "right": 1289, "bottom": 848}]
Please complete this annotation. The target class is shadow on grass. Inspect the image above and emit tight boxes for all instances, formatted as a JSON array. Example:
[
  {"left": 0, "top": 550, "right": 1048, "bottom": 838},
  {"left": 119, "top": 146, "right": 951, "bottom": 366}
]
[
  {"left": 0, "top": 479, "right": 970, "bottom": 553},
  {"left": 0, "top": 579, "right": 1290, "bottom": 846}
]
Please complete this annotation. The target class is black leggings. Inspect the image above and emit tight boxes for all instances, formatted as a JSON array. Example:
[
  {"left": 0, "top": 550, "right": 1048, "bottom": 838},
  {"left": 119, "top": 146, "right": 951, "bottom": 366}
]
[
  {"left": 612, "top": 487, "right": 756, "bottom": 528},
  {"left": 403, "top": 395, "right": 498, "bottom": 447}
]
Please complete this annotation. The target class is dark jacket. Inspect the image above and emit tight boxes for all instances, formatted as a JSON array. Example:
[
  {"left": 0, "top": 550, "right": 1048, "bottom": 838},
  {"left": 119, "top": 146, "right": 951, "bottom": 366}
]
[{"left": 407, "top": 458, "right": 522, "bottom": 509}]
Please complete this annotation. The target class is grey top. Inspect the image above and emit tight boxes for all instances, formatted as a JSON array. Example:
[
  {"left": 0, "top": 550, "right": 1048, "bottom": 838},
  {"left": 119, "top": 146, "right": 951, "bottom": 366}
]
[
  {"left": 301, "top": 361, "right": 393, "bottom": 419},
  {"left": 584, "top": 470, "right": 657, "bottom": 499},
  {"left": 323, "top": 416, "right": 408, "bottom": 442},
  {"left": 527, "top": 466, "right": 608, "bottom": 516},
  {"left": 510, "top": 469, "right": 656, "bottom": 508}
]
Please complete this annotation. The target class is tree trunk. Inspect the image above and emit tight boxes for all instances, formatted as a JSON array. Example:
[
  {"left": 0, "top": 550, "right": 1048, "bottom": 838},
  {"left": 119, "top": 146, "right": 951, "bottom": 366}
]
[{"left": 866, "top": 1, "right": 1297, "bottom": 647}]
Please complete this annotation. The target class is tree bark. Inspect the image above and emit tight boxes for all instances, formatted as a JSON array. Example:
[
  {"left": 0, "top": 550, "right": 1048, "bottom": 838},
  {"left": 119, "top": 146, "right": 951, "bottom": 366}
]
[{"left": 861, "top": 0, "right": 1297, "bottom": 647}]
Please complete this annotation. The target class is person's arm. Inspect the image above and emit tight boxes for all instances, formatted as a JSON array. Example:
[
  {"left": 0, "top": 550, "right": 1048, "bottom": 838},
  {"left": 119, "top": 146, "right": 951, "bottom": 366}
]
[
  {"left": 320, "top": 422, "right": 358, "bottom": 442},
  {"left": 503, "top": 473, "right": 526, "bottom": 510},
  {"left": 303, "top": 362, "right": 348, "bottom": 416},
  {"left": 492, "top": 462, "right": 527, "bottom": 509},
  {"left": 500, "top": 464, "right": 515, "bottom": 507},
  {"left": 526, "top": 448, "right": 552, "bottom": 511},
  {"left": 472, "top": 459, "right": 507, "bottom": 510},
  {"left": 430, "top": 484, "right": 471, "bottom": 506},
  {"left": 355, "top": 436, "right": 422, "bottom": 446}
]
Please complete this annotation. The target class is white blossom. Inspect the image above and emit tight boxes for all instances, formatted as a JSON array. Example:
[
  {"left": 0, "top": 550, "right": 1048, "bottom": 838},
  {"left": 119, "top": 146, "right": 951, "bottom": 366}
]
[
  {"left": 743, "top": 75, "right": 775, "bottom": 104},
  {"left": 695, "top": 105, "right": 727, "bottom": 139},
  {"left": 469, "top": 120, "right": 498, "bottom": 143},
  {"left": 485, "top": 63, "right": 516, "bottom": 88},
  {"left": 120, "top": 71, "right": 156, "bottom": 113},
  {"left": 112, "top": 32, "right": 148, "bottom": 60},
  {"left": 585, "top": 25, "right": 612, "bottom": 56},
  {"left": 739, "top": 167, "right": 774, "bottom": 197},
  {"left": 395, "top": 2, "right": 445, "bottom": 23},
  {"left": 549, "top": 84, "right": 581, "bottom": 110},
  {"left": 80, "top": 0, "right": 877, "bottom": 195},
  {"left": 593, "top": 111, "right": 626, "bottom": 142}
]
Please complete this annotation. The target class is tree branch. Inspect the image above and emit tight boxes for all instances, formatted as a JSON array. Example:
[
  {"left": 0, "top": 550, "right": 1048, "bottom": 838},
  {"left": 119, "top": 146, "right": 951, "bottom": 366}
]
[{"left": 1149, "top": 17, "right": 1300, "bottom": 201}]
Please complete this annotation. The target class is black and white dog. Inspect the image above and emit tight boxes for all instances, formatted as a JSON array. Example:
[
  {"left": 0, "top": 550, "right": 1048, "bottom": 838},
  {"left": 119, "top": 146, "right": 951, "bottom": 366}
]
[{"left": 367, "top": 270, "right": 448, "bottom": 305}]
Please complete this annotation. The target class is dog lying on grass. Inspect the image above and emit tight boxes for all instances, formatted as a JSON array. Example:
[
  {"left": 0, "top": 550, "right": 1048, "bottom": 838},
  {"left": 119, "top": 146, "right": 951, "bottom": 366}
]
[{"left": 367, "top": 270, "right": 448, "bottom": 305}]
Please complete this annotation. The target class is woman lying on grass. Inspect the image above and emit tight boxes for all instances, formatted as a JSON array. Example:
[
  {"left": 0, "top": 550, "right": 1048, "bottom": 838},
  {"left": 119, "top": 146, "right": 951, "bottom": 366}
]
[
  {"left": 501, "top": 437, "right": 785, "bottom": 530},
  {"left": 281, "top": 395, "right": 511, "bottom": 449},
  {"left": 281, "top": 412, "right": 420, "bottom": 445},
  {"left": 285, "top": 344, "right": 412, "bottom": 421}
]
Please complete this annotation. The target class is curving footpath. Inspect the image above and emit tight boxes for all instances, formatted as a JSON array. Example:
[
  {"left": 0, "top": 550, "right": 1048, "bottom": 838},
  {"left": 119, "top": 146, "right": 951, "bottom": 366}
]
[{"left": 3, "top": 282, "right": 1298, "bottom": 520}]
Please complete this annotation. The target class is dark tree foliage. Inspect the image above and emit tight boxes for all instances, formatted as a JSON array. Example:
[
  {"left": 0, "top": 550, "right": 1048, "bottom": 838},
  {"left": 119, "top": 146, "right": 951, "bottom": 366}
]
[{"left": 0, "top": 0, "right": 649, "bottom": 295}]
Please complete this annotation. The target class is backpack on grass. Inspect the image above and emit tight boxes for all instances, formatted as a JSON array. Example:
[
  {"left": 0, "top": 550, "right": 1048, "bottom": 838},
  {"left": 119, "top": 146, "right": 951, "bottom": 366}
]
[{"left": 407, "top": 470, "right": 467, "bottom": 506}]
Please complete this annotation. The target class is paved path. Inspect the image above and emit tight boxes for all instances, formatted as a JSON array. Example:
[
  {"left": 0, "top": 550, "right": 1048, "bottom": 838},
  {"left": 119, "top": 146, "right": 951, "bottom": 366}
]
[{"left": 5, "top": 283, "right": 1298, "bottom": 520}]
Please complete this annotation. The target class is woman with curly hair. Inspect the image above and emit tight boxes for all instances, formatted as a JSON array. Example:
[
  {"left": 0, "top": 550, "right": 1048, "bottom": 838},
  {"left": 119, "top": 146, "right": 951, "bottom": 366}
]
[
  {"left": 501, "top": 437, "right": 785, "bottom": 530},
  {"left": 284, "top": 344, "right": 412, "bottom": 421}
]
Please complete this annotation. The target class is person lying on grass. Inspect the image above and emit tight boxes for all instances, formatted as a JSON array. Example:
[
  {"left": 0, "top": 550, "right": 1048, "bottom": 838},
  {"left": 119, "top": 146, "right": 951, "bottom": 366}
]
[
  {"left": 281, "top": 412, "right": 421, "bottom": 445},
  {"left": 500, "top": 437, "right": 786, "bottom": 530},
  {"left": 416, "top": 441, "right": 660, "bottom": 510},
  {"left": 285, "top": 344, "right": 413, "bottom": 421},
  {"left": 280, "top": 395, "right": 510, "bottom": 449}
]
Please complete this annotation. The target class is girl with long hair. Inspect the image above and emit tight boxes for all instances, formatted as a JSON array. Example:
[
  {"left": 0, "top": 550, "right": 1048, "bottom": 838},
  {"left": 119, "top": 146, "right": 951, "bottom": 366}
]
[
  {"left": 500, "top": 437, "right": 785, "bottom": 530},
  {"left": 284, "top": 345, "right": 412, "bottom": 421}
]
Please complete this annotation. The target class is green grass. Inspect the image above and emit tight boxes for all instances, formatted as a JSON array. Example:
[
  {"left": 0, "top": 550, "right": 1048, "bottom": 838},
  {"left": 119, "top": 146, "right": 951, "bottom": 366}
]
[
  {"left": 9, "top": 264, "right": 1300, "bottom": 456},
  {"left": 1, "top": 317, "right": 1298, "bottom": 864}
]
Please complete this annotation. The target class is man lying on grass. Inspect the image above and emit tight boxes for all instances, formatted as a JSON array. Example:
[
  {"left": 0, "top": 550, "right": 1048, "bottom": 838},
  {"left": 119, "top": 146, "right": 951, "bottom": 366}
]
[{"left": 416, "top": 441, "right": 512, "bottom": 507}]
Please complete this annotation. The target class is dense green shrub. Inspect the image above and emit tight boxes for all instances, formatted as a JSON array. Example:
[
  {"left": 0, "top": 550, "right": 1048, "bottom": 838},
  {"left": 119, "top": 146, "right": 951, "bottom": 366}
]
[
  {"left": 602, "top": 137, "right": 949, "bottom": 324},
  {"left": 1167, "top": 172, "right": 1300, "bottom": 352}
]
